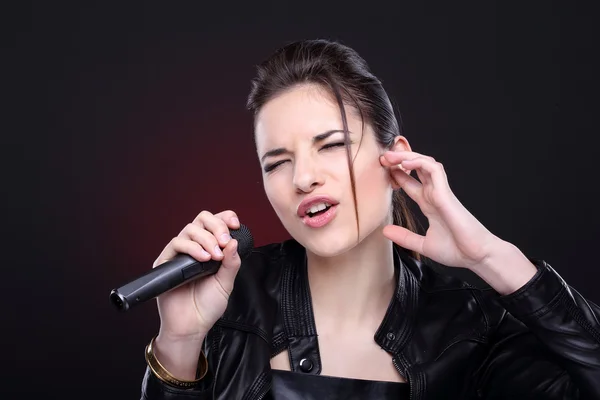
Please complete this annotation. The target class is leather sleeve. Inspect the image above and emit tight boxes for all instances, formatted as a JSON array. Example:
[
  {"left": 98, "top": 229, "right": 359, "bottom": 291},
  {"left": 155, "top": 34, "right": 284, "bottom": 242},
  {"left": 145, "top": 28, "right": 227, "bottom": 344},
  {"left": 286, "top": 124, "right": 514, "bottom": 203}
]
[
  {"left": 140, "top": 367, "right": 212, "bottom": 400},
  {"left": 140, "top": 334, "right": 218, "bottom": 400},
  {"left": 475, "top": 261, "right": 600, "bottom": 399}
]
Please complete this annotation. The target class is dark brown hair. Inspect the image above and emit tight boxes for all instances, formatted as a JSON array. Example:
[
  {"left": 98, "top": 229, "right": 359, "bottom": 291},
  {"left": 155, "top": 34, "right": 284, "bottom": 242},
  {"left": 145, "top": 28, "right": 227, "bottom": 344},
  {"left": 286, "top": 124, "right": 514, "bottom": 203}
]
[{"left": 246, "top": 39, "right": 420, "bottom": 260}]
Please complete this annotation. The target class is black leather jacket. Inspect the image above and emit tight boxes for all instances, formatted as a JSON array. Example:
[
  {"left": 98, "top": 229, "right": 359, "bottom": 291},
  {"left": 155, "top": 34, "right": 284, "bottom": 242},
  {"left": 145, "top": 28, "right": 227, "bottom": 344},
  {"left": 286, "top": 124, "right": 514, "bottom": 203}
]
[{"left": 141, "top": 240, "right": 600, "bottom": 399}]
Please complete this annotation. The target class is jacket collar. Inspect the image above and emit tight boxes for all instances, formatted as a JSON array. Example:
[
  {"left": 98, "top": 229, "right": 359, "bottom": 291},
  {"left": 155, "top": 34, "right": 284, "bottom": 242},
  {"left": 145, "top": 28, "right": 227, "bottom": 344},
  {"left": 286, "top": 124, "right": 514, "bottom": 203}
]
[
  {"left": 279, "top": 240, "right": 419, "bottom": 356},
  {"left": 376, "top": 245, "right": 420, "bottom": 354}
]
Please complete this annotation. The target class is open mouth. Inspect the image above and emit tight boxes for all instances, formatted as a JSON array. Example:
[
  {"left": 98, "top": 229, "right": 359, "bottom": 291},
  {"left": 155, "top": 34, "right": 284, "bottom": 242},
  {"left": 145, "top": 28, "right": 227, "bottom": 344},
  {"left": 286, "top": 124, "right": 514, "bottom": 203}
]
[
  {"left": 300, "top": 202, "right": 338, "bottom": 228},
  {"left": 306, "top": 204, "right": 332, "bottom": 218}
]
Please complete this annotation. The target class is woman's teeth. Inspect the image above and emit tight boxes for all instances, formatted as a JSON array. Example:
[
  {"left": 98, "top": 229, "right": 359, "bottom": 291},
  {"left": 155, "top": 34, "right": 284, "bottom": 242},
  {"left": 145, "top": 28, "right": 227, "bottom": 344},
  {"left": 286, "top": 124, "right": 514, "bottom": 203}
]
[{"left": 306, "top": 202, "right": 331, "bottom": 217}]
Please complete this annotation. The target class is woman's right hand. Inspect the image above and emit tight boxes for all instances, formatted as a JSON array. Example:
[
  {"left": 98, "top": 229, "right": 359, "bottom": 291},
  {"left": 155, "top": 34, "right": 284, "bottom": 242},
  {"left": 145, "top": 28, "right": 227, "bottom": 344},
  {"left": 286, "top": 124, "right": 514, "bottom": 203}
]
[{"left": 153, "top": 210, "right": 242, "bottom": 342}]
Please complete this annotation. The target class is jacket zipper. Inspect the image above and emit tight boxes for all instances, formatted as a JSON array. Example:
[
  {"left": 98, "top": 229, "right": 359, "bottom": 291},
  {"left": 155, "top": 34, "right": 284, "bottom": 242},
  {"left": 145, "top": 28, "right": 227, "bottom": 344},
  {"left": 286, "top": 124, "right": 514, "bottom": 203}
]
[
  {"left": 393, "top": 355, "right": 414, "bottom": 400},
  {"left": 562, "top": 288, "right": 600, "bottom": 343},
  {"left": 247, "top": 372, "right": 271, "bottom": 400},
  {"left": 392, "top": 274, "right": 420, "bottom": 399},
  {"left": 254, "top": 385, "right": 271, "bottom": 400},
  {"left": 391, "top": 270, "right": 419, "bottom": 400}
]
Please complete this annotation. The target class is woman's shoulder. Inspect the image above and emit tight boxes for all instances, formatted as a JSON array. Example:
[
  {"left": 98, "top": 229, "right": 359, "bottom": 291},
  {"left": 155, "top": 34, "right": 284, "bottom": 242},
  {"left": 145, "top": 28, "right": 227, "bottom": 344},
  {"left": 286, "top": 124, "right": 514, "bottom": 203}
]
[
  {"left": 399, "top": 250, "right": 490, "bottom": 293},
  {"left": 399, "top": 251, "right": 509, "bottom": 327},
  {"left": 237, "top": 238, "right": 303, "bottom": 285}
]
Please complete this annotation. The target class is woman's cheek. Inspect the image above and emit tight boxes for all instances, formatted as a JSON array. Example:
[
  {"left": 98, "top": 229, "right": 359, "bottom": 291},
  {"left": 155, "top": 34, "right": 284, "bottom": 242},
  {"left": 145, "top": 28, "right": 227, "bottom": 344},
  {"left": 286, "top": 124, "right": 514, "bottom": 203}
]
[
  {"left": 264, "top": 177, "right": 286, "bottom": 214},
  {"left": 357, "top": 155, "right": 388, "bottom": 188}
]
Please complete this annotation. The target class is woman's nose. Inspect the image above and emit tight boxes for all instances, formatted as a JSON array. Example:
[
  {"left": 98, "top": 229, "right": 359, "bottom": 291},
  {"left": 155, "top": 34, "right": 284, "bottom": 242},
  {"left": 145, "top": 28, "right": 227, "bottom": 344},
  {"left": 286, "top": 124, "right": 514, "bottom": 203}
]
[{"left": 293, "top": 160, "right": 324, "bottom": 193}]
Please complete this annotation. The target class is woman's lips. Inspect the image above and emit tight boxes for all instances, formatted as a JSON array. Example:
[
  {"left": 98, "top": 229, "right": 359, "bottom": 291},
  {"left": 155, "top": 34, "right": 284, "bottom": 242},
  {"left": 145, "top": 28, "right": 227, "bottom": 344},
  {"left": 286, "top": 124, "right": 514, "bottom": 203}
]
[
  {"left": 296, "top": 195, "right": 339, "bottom": 217},
  {"left": 301, "top": 204, "right": 338, "bottom": 228}
]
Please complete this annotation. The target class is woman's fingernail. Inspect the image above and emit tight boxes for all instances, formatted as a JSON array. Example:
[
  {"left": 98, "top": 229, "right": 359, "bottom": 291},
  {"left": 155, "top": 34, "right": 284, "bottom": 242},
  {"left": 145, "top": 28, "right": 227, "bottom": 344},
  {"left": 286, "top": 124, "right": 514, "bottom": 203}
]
[
  {"left": 201, "top": 249, "right": 211, "bottom": 258},
  {"left": 214, "top": 245, "right": 223, "bottom": 257},
  {"left": 231, "top": 217, "right": 240, "bottom": 226},
  {"left": 220, "top": 233, "right": 231, "bottom": 243}
]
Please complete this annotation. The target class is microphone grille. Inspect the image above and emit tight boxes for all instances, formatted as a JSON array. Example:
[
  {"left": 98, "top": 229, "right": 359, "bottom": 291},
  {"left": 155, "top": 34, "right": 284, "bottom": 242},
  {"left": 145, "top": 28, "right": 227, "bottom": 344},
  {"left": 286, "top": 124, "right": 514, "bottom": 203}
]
[{"left": 230, "top": 223, "right": 254, "bottom": 259}]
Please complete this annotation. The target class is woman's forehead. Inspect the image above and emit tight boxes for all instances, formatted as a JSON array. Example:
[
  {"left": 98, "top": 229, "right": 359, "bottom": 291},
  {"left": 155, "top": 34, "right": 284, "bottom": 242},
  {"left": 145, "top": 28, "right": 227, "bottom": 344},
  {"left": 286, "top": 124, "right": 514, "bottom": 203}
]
[{"left": 254, "top": 84, "right": 360, "bottom": 148}]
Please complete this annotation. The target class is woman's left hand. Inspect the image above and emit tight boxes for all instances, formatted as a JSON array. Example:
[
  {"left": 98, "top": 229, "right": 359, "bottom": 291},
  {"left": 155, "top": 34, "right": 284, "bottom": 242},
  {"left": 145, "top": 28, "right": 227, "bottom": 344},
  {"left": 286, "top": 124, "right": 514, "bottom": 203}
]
[{"left": 380, "top": 150, "right": 501, "bottom": 270}]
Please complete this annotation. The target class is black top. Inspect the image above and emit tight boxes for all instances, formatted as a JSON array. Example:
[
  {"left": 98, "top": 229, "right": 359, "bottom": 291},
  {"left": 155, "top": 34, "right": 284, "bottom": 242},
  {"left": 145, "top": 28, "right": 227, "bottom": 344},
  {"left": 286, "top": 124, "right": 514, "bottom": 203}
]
[{"left": 268, "top": 370, "right": 410, "bottom": 400}]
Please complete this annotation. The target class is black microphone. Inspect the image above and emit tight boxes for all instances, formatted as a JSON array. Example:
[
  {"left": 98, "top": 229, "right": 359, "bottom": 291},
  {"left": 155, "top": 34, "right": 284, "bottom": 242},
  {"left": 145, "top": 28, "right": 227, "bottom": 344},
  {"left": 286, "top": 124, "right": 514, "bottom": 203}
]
[{"left": 109, "top": 224, "right": 254, "bottom": 312}]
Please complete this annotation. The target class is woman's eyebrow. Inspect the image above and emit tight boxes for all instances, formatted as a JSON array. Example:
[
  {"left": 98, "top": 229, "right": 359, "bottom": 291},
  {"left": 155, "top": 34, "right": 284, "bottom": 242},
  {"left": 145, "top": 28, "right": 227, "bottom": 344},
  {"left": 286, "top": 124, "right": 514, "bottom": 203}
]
[{"left": 260, "top": 129, "right": 349, "bottom": 162}]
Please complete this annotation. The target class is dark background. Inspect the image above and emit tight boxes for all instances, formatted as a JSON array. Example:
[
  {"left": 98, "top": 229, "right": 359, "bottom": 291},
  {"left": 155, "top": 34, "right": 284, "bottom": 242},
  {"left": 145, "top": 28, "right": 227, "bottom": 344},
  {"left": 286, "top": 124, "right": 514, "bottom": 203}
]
[{"left": 5, "top": 2, "right": 598, "bottom": 399}]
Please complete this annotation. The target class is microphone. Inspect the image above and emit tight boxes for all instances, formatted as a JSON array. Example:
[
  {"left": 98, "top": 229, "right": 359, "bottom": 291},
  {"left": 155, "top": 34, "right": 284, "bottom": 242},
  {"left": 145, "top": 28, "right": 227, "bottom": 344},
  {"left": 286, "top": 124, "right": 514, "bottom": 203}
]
[{"left": 109, "top": 224, "right": 254, "bottom": 312}]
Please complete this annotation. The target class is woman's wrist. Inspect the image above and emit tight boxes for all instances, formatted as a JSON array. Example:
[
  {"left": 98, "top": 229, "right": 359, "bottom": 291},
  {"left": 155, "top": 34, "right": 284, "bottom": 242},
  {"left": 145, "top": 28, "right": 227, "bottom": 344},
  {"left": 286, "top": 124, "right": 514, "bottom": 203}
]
[
  {"left": 153, "top": 333, "right": 206, "bottom": 381},
  {"left": 470, "top": 240, "right": 538, "bottom": 295}
]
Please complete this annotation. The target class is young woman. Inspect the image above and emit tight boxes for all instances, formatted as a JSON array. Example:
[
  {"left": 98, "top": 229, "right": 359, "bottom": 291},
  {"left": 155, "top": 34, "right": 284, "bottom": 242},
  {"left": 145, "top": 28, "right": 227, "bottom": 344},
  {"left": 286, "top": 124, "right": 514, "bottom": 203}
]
[{"left": 139, "top": 40, "right": 600, "bottom": 399}]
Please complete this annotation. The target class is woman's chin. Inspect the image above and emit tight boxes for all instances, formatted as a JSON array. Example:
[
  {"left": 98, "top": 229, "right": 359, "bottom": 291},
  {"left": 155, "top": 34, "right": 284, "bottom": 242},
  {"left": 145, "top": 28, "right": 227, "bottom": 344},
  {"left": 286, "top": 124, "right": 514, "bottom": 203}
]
[{"left": 298, "top": 234, "right": 356, "bottom": 258}]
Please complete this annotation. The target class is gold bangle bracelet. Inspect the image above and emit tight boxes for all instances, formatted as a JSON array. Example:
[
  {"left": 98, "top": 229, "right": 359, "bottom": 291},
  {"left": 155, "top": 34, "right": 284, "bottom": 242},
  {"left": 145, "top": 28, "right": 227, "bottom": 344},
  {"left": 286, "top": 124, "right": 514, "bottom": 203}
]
[{"left": 145, "top": 335, "right": 208, "bottom": 388}]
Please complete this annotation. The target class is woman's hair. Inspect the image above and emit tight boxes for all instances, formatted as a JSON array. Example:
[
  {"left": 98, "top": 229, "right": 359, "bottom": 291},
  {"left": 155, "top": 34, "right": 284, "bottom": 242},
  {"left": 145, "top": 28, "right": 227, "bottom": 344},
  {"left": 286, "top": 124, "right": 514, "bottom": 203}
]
[{"left": 246, "top": 39, "right": 420, "bottom": 260}]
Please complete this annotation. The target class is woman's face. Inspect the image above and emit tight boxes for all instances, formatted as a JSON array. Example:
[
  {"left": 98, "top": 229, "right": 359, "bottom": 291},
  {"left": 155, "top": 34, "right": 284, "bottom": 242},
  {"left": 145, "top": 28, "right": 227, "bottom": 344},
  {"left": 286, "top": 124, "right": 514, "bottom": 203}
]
[{"left": 254, "top": 84, "right": 401, "bottom": 257}]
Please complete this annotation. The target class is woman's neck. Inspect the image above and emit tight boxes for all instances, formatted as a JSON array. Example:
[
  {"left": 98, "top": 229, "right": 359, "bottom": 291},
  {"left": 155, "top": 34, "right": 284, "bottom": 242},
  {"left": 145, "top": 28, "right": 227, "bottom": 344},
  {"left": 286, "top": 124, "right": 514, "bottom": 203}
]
[{"left": 305, "top": 226, "right": 396, "bottom": 334}]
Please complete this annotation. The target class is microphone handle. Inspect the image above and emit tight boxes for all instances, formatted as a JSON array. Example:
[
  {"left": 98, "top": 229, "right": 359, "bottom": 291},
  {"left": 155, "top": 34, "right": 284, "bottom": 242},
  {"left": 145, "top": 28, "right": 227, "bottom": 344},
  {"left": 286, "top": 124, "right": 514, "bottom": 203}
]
[{"left": 110, "top": 254, "right": 221, "bottom": 312}]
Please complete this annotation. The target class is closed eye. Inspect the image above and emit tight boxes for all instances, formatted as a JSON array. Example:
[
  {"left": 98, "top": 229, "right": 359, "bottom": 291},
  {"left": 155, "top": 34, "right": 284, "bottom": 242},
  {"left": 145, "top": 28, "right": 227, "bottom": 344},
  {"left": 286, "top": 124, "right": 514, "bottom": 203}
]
[
  {"left": 321, "top": 142, "right": 346, "bottom": 150},
  {"left": 263, "top": 160, "right": 286, "bottom": 173},
  {"left": 263, "top": 142, "right": 350, "bottom": 173}
]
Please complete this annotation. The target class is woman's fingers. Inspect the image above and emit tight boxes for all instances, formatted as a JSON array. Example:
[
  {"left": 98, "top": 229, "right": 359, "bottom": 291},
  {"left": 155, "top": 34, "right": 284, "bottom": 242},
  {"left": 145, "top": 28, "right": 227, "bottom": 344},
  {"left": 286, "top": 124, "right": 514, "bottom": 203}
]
[
  {"left": 213, "top": 238, "right": 241, "bottom": 299},
  {"left": 381, "top": 150, "right": 435, "bottom": 164},
  {"left": 382, "top": 159, "right": 424, "bottom": 202},
  {"left": 400, "top": 157, "right": 448, "bottom": 190},
  {"left": 153, "top": 236, "right": 212, "bottom": 268},
  {"left": 215, "top": 210, "right": 241, "bottom": 229},
  {"left": 182, "top": 210, "right": 243, "bottom": 298},
  {"left": 182, "top": 223, "right": 224, "bottom": 260},
  {"left": 193, "top": 210, "right": 241, "bottom": 248},
  {"left": 192, "top": 211, "right": 226, "bottom": 247},
  {"left": 154, "top": 210, "right": 243, "bottom": 270},
  {"left": 382, "top": 225, "right": 425, "bottom": 255},
  {"left": 382, "top": 151, "right": 449, "bottom": 190}
]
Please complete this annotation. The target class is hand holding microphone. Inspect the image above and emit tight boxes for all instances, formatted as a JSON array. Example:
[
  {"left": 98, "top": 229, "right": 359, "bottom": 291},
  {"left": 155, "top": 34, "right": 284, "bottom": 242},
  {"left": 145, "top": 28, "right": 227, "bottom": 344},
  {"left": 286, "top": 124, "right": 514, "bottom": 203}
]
[
  {"left": 110, "top": 210, "right": 252, "bottom": 342},
  {"left": 109, "top": 210, "right": 253, "bottom": 380}
]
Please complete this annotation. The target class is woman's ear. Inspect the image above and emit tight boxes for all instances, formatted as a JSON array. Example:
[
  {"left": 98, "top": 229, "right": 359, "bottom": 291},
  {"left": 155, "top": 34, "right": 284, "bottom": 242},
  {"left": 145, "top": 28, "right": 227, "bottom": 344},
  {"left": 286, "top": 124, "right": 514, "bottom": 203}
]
[
  {"left": 380, "top": 136, "right": 414, "bottom": 189},
  {"left": 391, "top": 135, "right": 412, "bottom": 153},
  {"left": 385, "top": 136, "right": 413, "bottom": 174}
]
